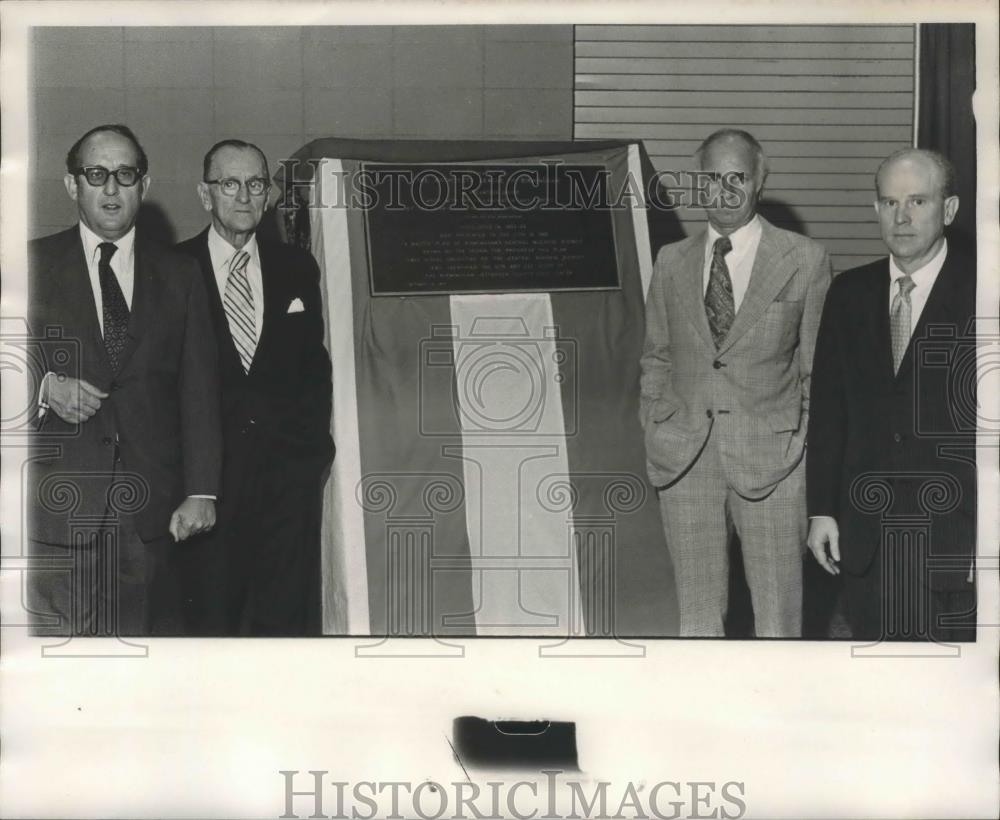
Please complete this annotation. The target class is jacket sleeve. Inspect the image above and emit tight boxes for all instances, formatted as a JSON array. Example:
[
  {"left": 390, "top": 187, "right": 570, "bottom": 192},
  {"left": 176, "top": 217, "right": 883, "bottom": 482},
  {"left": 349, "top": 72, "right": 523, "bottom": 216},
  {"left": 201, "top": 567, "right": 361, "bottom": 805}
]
[
  {"left": 797, "top": 241, "right": 834, "bottom": 435},
  {"left": 294, "top": 250, "right": 335, "bottom": 458},
  {"left": 806, "top": 276, "right": 847, "bottom": 518},
  {"left": 638, "top": 245, "right": 678, "bottom": 429},
  {"left": 179, "top": 261, "right": 223, "bottom": 497}
]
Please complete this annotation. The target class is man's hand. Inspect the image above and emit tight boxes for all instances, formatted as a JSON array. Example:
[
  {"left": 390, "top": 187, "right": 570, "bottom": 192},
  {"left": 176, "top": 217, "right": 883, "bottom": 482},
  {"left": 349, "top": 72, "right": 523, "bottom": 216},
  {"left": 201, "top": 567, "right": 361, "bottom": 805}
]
[
  {"left": 168, "top": 497, "right": 216, "bottom": 542},
  {"left": 46, "top": 374, "right": 108, "bottom": 423},
  {"left": 807, "top": 516, "right": 841, "bottom": 575}
]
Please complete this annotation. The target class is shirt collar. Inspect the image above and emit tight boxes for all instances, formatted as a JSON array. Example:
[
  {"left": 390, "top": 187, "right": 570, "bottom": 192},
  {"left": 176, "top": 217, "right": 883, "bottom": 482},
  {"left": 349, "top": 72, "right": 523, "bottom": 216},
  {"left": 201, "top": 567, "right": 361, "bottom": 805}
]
[
  {"left": 79, "top": 222, "right": 136, "bottom": 266},
  {"left": 208, "top": 223, "right": 259, "bottom": 270},
  {"left": 889, "top": 238, "right": 948, "bottom": 287},
  {"left": 706, "top": 214, "right": 761, "bottom": 255}
]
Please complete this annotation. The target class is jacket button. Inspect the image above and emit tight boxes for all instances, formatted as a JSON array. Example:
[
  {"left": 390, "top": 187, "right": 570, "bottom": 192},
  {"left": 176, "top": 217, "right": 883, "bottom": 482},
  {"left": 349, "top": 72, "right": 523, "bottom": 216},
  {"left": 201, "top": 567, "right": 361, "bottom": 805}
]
[
  {"left": 101, "top": 436, "right": 112, "bottom": 445},
  {"left": 712, "top": 360, "right": 723, "bottom": 369},
  {"left": 706, "top": 409, "right": 714, "bottom": 419},
  {"left": 893, "top": 433, "right": 902, "bottom": 443}
]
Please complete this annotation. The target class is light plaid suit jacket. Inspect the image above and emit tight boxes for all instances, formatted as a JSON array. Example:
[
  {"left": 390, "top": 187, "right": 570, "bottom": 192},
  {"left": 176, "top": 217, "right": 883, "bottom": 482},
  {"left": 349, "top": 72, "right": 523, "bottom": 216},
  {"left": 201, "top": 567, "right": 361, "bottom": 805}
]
[{"left": 640, "top": 216, "right": 832, "bottom": 498}]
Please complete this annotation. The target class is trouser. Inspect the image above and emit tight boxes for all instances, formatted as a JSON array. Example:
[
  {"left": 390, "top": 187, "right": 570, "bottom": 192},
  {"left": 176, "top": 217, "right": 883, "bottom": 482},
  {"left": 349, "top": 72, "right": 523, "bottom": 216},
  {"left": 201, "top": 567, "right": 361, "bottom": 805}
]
[
  {"left": 657, "top": 440, "right": 805, "bottom": 637},
  {"left": 843, "top": 547, "right": 977, "bottom": 642},
  {"left": 175, "top": 458, "right": 324, "bottom": 637},
  {"left": 27, "top": 515, "right": 178, "bottom": 637}
]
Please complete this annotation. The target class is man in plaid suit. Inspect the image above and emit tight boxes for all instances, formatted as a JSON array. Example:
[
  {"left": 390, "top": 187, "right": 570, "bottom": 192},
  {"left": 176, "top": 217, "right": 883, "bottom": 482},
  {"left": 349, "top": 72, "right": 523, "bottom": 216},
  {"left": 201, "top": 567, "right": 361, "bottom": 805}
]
[{"left": 640, "top": 129, "right": 832, "bottom": 637}]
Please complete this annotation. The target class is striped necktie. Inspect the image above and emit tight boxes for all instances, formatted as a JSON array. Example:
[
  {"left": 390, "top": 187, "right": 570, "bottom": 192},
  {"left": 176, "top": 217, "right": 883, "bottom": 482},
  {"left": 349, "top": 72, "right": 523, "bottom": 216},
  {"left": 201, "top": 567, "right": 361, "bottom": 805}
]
[
  {"left": 890, "top": 274, "right": 916, "bottom": 374},
  {"left": 224, "top": 249, "right": 256, "bottom": 373},
  {"left": 704, "top": 235, "right": 734, "bottom": 348}
]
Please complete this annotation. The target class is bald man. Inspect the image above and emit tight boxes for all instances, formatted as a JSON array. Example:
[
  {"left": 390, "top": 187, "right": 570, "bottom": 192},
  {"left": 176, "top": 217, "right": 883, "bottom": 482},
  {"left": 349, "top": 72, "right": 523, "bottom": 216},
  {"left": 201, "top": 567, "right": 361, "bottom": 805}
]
[
  {"left": 807, "top": 148, "right": 977, "bottom": 642},
  {"left": 640, "top": 128, "right": 832, "bottom": 637}
]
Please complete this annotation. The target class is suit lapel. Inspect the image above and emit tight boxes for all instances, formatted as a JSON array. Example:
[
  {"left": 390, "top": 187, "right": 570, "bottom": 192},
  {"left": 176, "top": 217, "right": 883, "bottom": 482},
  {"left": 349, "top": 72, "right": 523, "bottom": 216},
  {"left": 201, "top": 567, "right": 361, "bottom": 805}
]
[
  {"left": 253, "top": 239, "right": 281, "bottom": 374},
  {"left": 894, "top": 250, "right": 965, "bottom": 380},
  {"left": 193, "top": 228, "right": 246, "bottom": 378},
  {"left": 115, "top": 237, "right": 152, "bottom": 377},
  {"left": 717, "top": 217, "right": 797, "bottom": 355},
  {"left": 675, "top": 235, "right": 715, "bottom": 351},
  {"left": 54, "top": 230, "right": 113, "bottom": 379}
]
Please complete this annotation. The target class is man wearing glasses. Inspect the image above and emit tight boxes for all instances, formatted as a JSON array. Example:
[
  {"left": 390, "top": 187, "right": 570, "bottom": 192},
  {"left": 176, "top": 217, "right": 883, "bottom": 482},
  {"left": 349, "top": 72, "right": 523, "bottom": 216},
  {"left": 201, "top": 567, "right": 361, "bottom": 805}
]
[
  {"left": 27, "top": 123, "right": 221, "bottom": 636},
  {"left": 175, "top": 139, "right": 334, "bottom": 636}
]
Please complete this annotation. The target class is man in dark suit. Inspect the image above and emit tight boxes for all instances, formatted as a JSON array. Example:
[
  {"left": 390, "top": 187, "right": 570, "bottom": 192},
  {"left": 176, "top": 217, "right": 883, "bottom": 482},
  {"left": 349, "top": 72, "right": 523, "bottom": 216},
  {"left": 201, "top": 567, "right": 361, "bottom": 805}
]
[
  {"left": 28, "top": 124, "right": 221, "bottom": 636},
  {"left": 807, "top": 148, "right": 976, "bottom": 642},
  {"left": 175, "top": 139, "right": 334, "bottom": 636}
]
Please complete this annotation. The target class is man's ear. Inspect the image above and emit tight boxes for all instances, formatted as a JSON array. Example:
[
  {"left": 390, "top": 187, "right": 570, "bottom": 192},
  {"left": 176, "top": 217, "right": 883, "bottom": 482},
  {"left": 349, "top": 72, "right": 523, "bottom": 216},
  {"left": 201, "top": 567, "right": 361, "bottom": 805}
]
[
  {"left": 943, "top": 195, "right": 959, "bottom": 226},
  {"left": 139, "top": 174, "right": 152, "bottom": 201},
  {"left": 196, "top": 182, "right": 213, "bottom": 213},
  {"left": 63, "top": 173, "right": 78, "bottom": 202}
]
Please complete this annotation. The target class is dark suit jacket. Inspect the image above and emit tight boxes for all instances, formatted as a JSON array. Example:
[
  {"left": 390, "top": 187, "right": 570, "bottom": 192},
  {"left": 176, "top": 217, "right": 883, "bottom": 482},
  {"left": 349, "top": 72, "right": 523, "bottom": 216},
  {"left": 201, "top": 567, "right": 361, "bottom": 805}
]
[
  {"left": 174, "top": 228, "right": 334, "bottom": 519},
  {"left": 28, "top": 226, "right": 222, "bottom": 544},
  {"left": 806, "top": 246, "right": 976, "bottom": 589}
]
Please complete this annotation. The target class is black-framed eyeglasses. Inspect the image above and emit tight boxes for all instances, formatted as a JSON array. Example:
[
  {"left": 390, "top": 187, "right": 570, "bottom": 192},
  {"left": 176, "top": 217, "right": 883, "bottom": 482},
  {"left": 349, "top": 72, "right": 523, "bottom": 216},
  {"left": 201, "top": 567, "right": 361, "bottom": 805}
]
[
  {"left": 203, "top": 177, "right": 271, "bottom": 197},
  {"left": 72, "top": 165, "right": 144, "bottom": 187}
]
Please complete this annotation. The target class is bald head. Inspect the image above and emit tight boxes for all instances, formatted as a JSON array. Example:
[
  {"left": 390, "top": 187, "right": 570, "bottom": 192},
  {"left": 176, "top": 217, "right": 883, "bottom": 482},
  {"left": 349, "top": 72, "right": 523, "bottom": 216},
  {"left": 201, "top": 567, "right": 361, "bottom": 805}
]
[
  {"left": 695, "top": 129, "right": 769, "bottom": 184},
  {"left": 875, "top": 148, "right": 956, "bottom": 199}
]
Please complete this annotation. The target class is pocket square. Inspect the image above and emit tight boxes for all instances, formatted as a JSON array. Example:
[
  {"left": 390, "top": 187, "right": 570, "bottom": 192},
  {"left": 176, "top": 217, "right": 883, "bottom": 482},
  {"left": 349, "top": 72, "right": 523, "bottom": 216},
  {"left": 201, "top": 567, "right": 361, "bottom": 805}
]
[{"left": 287, "top": 298, "right": 305, "bottom": 314}]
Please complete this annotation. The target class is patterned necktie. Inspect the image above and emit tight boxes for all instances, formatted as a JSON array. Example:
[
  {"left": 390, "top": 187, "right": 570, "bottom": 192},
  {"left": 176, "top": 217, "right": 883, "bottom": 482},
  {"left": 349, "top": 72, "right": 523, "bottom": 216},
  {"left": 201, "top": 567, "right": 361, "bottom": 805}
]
[
  {"left": 890, "top": 274, "right": 916, "bottom": 374},
  {"left": 224, "top": 249, "right": 256, "bottom": 373},
  {"left": 98, "top": 242, "right": 129, "bottom": 372},
  {"left": 704, "top": 235, "right": 735, "bottom": 348}
]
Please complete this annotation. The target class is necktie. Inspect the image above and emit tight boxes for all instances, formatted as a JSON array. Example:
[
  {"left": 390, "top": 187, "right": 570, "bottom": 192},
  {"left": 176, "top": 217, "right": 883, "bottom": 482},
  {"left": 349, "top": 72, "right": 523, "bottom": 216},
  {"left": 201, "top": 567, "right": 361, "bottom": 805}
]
[
  {"left": 704, "top": 235, "right": 734, "bottom": 348},
  {"left": 98, "top": 242, "right": 129, "bottom": 372},
  {"left": 224, "top": 249, "right": 256, "bottom": 373},
  {"left": 890, "top": 274, "right": 916, "bottom": 374}
]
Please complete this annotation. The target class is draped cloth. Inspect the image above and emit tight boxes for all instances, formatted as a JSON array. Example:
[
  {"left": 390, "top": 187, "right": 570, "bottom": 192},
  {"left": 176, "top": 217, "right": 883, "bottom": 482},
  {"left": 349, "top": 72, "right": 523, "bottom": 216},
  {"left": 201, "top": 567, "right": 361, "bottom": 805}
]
[
  {"left": 277, "top": 138, "right": 679, "bottom": 638},
  {"left": 917, "top": 23, "right": 977, "bottom": 252}
]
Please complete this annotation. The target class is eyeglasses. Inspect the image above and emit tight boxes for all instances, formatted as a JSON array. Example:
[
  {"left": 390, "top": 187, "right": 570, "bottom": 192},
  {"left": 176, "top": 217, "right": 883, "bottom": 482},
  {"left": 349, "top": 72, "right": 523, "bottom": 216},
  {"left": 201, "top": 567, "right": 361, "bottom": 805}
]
[
  {"left": 72, "top": 165, "right": 144, "bottom": 187},
  {"left": 203, "top": 177, "right": 270, "bottom": 197}
]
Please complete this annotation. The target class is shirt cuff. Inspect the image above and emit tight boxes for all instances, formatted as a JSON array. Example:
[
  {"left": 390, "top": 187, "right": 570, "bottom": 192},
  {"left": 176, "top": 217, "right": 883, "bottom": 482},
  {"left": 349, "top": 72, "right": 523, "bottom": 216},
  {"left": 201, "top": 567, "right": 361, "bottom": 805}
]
[{"left": 188, "top": 494, "right": 217, "bottom": 501}]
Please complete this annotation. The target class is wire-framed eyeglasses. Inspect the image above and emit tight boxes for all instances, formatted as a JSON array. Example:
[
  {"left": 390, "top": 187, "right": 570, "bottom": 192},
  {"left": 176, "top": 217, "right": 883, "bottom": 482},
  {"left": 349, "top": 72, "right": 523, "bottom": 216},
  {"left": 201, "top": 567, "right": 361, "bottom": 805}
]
[{"left": 203, "top": 177, "right": 271, "bottom": 197}]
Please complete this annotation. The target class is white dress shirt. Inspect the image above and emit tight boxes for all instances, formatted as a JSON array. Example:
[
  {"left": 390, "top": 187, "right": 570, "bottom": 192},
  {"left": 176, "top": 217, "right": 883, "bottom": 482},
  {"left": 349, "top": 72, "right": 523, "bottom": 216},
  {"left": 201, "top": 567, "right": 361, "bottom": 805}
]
[
  {"left": 888, "top": 238, "right": 948, "bottom": 337},
  {"left": 207, "top": 225, "right": 265, "bottom": 340},
  {"left": 80, "top": 221, "right": 136, "bottom": 334},
  {"left": 703, "top": 214, "right": 763, "bottom": 312}
]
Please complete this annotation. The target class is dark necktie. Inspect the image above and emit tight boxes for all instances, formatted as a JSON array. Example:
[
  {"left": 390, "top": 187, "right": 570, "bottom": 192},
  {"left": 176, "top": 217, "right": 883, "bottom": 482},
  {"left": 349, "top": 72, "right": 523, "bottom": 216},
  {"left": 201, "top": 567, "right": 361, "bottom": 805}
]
[
  {"left": 704, "top": 235, "right": 734, "bottom": 348},
  {"left": 890, "top": 274, "right": 916, "bottom": 374},
  {"left": 98, "top": 242, "right": 129, "bottom": 372}
]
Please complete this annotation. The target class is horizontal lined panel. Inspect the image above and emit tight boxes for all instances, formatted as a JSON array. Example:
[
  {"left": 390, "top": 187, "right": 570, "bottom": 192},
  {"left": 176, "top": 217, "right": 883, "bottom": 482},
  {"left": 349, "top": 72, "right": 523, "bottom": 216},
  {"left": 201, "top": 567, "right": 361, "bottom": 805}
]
[
  {"left": 660, "top": 225, "right": 888, "bottom": 257},
  {"left": 575, "top": 25, "right": 909, "bottom": 290},
  {"left": 671, "top": 214, "right": 881, "bottom": 239},
  {"left": 649, "top": 155, "right": 885, "bottom": 175},
  {"left": 576, "top": 123, "right": 911, "bottom": 141},
  {"left": 575, "top": 25, "right": 914, "bottom": 44},
  {"left": 576, "top": 57, "right": 913, "bottom": 76},
  {"left": 576, "top": 106, "right": 911, "bottom": 126},
  {"left": 762, "top": 220, "right": 882, "bottom": 240},
  {"left": 763, "top": 190, "right": 878, "bottom": 206},
  {"left": 576, "top": 41, "right": 912, "bottom": 60},
  {"left": 575, "top": 90, "right": 912, "bottom": 109},
  {"left": 641, "top": 139, "right": 910, "bottom": 158},
  {"left": 577, "top": 73, "right": 914, "bottom": 92}
]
